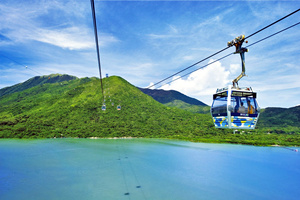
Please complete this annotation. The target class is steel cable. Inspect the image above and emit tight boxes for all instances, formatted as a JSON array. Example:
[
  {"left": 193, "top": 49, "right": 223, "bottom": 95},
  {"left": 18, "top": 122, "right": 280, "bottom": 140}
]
[
  {"left": 147, "top": 8, "right": 300, "bottom": 89},
  {"left": 161, "top": 21, "right": 300, "bottom": 88},
  {"left": 90, "top": 0, "right": 105, "bottom": 102}
]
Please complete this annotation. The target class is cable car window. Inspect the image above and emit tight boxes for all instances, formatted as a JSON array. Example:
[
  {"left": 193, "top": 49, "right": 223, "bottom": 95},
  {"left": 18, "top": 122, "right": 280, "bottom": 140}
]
[
  {"left": 245, "top": 97, "right": 257, "bottom": 114},
  {"left": 231, "top": 97, "right": 239, "bottom": 113},
  {"left": 231, "top": 96, "right": 258, "bottom": 115},
  {"left": 211, "top": 96, "right": 227, "bottom": 115}
]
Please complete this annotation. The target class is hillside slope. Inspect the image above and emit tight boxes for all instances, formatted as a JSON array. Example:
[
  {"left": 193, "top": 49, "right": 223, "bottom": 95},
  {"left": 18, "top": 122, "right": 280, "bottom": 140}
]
[
  {"left": 0, "top": 75, "right": 216, "bottom": 139},
  {"left": 257, "top": 106, "right": 300, "bottom": 128},
  {"left": 164, "top": 100, "right": 211, "bottom": 114},
  {"left": 139, "top": 88, "right": 207, "bottom": 106},
  {"left": 0, "top": 74, "right": 77, "bottom": 97},
  {"left": 0, "top": 74, "right": 299, "bottom": 146},
  {"left": 139, "top": 87, "right": 210, "bottom": 113}
]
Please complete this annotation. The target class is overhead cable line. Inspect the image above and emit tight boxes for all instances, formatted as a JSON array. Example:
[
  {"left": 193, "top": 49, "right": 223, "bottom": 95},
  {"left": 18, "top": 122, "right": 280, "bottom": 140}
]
[
  {"left": 147, "top": 8, "right": 300, "bottom": 89},
  {"left": 0, "top": 53, "right": 43, "bottom": 75},
  {"left": 245, "top": 21, "right": 300, "bottom": 48},
  {"left": 245, "top": 8, "right": 300, "bottom": 40},
  {"left": 90, "top": 0, "right": 104, "bottom": 102},
  {"left": 161, "top": 21, "right": 300, "bottom": 87},
  {"left": 163, "top": 52, "right": 234, "bottom": 87},
  {"left": 147, "top": 46, "right": 231, "bottom": 89}
]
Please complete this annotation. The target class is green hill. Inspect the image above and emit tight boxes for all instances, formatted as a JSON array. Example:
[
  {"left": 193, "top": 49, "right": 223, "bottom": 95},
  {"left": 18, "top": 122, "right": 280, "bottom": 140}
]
[
  {"left": 139, "top": 88, "right": 210, "bottom": 114},
  {"left": 0, "top": 74, "right": 299, "bottom": 146},
  {"left": 257, "top": 106, "right": 300, "bottom": 128},
  {"left": 164, "top": 100, "right": 211, "bottom": 114},
  {"left": 0, "top": 74, "right": 77, "bottom": 97},
  {"left": 139, "top": 87, "right": 207, "bottom": 106},
  {"left": 0, "top": 75, "right": 216, "bottom": 139}
]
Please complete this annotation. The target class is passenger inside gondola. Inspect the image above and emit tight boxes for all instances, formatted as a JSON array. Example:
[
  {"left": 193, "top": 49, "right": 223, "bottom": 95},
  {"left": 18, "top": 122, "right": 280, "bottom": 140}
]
[
  {"left": 247, "top": 100, "right": 255, "bottom": 114},
  {"left": 238, "top": 102, "right": 246, "bottom": 113}
]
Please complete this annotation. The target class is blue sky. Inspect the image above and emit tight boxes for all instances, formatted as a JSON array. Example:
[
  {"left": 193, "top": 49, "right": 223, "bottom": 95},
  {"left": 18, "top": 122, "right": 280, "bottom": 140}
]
[{"left": 0, "top": 0, "right": 300, "bottom": 108}]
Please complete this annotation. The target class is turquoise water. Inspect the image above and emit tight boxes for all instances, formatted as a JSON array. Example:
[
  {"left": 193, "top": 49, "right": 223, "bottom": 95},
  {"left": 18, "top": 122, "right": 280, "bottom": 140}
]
[{"left": 0, "top": 139, "right": 299, "bottom": 200}]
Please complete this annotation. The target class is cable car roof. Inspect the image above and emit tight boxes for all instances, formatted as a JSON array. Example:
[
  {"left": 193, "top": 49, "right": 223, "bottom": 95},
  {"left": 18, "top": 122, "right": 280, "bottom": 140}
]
[{"left": 213, "top": 86, "right": 257, "bottom": 99}]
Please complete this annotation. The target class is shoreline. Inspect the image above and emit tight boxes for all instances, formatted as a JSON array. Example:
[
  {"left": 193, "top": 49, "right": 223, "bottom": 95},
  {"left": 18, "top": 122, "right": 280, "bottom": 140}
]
[
  {"left": 0, "top": 137, "right": 299, "bottom": 148},
  {"left": 89, "top": 136, "right": 137, "bottom": 139}
]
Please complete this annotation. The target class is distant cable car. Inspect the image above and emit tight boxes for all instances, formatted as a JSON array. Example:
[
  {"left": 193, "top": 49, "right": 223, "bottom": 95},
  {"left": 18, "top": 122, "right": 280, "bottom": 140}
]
[
  {"left": 102, "top": 104, "right": 106, "bottom": 111},
  {"left": 211, "top": 35, "right": 260, "bottom": 129}
]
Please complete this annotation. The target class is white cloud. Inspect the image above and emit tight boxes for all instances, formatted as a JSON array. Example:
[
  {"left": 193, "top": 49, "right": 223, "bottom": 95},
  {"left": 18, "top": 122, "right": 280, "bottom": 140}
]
[
  {"left": 3, "top": 20, "right": 118, "bottom": 50},
  {"left": 159, "top": 59, "right": 231, "bottom": 97},
  {"left": 32, "top": 27, "right": 118, "bottom": 50},
  {"left": 33, "top": 27, "right": 94, "bottom": 50},
  {"left": 230, "top": 63, "right": 240, "bottom": 74},
  {"left": 147, "top": 82, "right": 155, "bottom": 89},
  {"left": 183, "top": 55, "right": 195, "bottom": 61},
  {"left": 0, "top": 1, "right": 118, "bottom": 50}
]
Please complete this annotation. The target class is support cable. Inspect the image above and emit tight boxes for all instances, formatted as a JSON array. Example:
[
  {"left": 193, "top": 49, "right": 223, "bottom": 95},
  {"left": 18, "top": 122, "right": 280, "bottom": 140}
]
[
  {"left": 147, "top": 46, "right": 230, "bottom": 89},
  {"left": 0, "top": 53, "right": 43, "bottom": 76},
  {"left": 245, "top": 21, "right": 300, "bottom": 49},
  {"left": 160, "top": 21, "right": 300, "bottom": 87},
  {"left": 245, "top": 8, "right": 300, "bottom": 40},
  {"left": 164, "top": 52, "right": 233, "bottom": 86},
  {"left": 147, "top": 8, "right": 300, "bottom": 89},
  {"left": 90, "top": 0, "right": 104, "bottom": 102}
]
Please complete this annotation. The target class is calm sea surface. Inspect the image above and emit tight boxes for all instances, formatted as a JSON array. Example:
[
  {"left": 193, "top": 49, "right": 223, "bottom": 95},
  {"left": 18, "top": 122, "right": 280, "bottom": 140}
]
[{"left": 0, "top": 138, "right": 299, "bottom": 200}]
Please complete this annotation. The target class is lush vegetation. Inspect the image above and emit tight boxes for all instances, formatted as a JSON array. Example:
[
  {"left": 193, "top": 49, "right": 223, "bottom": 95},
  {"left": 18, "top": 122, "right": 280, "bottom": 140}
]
[
  {"left": 258, "top": 106, "right": 300, "bottom": 128},
  {"left": 0, "top": 74, "right": 299, "bottom": 146},
  {"left": 139, "top": 87, "right": 207, "bottom": 106},
  {"left": 164, "top": 100, "right": 211, "bottom": 114},
  {"left": 0, "top": 73, "right": 77, "bottom": 96}
]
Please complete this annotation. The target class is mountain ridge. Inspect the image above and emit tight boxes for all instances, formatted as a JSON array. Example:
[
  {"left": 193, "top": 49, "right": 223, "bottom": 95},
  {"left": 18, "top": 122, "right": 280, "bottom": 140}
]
[
  {"left": 0, "top": 75, "right": 215, "bottom": 139},
  {"left": 258, "top": 106, "right": 300, "bottom": 128},
  {"left": 0, "top": 74, "right": 77, "bottom": 97},
  {"left": 139, "top": 87, "right": 207, "bottom": 106},
  {"left": 0, "top": 74, "right": 299, "bottom": 145}
]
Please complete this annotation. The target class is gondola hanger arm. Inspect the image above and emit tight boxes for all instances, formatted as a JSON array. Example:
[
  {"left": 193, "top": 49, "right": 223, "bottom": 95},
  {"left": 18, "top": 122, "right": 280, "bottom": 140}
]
[{"left": 227, "top": 35, "right": 248, "bottom": 88}]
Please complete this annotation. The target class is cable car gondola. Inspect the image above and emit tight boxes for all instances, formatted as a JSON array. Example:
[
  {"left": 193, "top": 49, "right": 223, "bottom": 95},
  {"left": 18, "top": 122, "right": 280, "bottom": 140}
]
[
  {"left": 211, "top": 35, "right": 260, "bottom": 129},
  {"left": 102, "top": 103, "right": 106, "bottom": 111}
]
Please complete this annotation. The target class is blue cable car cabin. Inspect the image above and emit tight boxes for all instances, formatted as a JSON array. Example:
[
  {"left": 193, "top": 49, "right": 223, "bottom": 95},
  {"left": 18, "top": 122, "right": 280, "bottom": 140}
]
[
  {"left": 211, "top": 35, "right": 261, "bottom": 129},
  {"left": 211, "top": 86, "right": 260, "bottom": 129},
  {"left": 102, "top": 104, "right": 106, "bottom": 111},
  {"left": 117, "top": 105, "right": 121, "bottom": 110}
]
